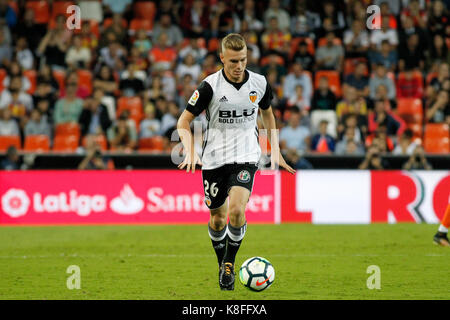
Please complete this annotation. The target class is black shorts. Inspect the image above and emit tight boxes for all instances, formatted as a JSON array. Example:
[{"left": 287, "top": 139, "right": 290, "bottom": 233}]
[{"left": 201, "top": 163, "right": 258, "bottom": 210}]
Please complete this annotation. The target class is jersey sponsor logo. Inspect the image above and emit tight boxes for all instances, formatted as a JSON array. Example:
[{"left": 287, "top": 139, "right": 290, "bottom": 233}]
[
  {"left": 188, "top": 90, "right": 200, "bottom": 105},
  {"left": 249, "top": 91, "right": 257, "bottom": 103},
  {"left": 218, "top": 108, "right": 256, "bottom": 124},
  {"left": 237, "top": 170, "right": 251, "bottom": 183}
]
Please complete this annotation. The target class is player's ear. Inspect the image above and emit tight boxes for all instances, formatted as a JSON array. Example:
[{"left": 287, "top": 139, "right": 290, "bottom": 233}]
[{"left": 219, "top": 53, "right": 224, "bottom": 64}]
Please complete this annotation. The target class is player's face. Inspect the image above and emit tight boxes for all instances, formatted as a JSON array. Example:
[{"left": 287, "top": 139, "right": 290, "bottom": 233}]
[{"left": 220, "top": 47, "right": 247, "bottom": 83}]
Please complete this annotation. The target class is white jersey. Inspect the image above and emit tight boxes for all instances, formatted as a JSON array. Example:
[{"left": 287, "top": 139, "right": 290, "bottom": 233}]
[{"left": 186, "top": 69, "right": 272, "bottom": 170}]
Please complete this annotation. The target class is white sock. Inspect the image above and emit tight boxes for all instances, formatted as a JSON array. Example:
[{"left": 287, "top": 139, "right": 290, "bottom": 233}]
[{"left": 438, "top": 224, "right": 448, "bottom": 233}]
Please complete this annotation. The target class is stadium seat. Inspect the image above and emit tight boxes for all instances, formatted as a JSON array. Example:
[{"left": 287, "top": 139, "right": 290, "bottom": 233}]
[
  {"left": 310, "top": 110, "right": 338, "bottom": 138},
  {"left": 25, "top": 1, "right": 50, "bottom": 24},
  {"left": 138, "top": 136, "right": 164, "bottom": 152},
  {"left": 52, "top": 135, "right": 79, "bottom": 152},
  {"left": 260, "top": 55, "right": 285, "bottom": 67},
  {"left": 343, "top": 57, "right": 368, "bottom": 76},
  {"left": 76, "top": 69, "right": 93, "bottom": 96},
  {"left": 424, "top": 123, "right": 450, "bottom": 153},
  {"left": 117, "top": 97, "right": 143, "bottom": 118},
  {"left": 52, "top": 69, "right": 66, "bottom": 95},
  {"left": 24, "top": 135, "right": 50, "bottom": 152},
  {"left": 51, "top": 1, "right": 74, "bottom": 19},
  {"left": 208, "top": 38, "right": 220, "bottom": 52},
  {"left": 129, "top": 19, "right": 153, "bottom": 34},
  {"left": 315, "top": 71, "right": 341, "bottom": 97},
  {"left": 317, "top": 37, "right": 342, "bottom": 47},
  {"left": 23, "top": 69, "right": 37, "bottom": 95},
  {"left": 181, "top": 37, "right": 206, "bottom": 49},
  {"left": 0, "top": 135, "right": 21, "bottom": 151},
  {"left": 133, "top": 1, "right": 156, "bottom": 21},
  {"left": 103, "top": 17, "right": 128, "bottom": 29},
  {"left": 397, "top": 98, "right": 423, "bottom": 124},
  {"left": 55, "top": 123, "right": 81, "bottom": 139},
  {"left": 289, "top": 37, "right": 315, "bottom": 60},
  {"left": 0, "top": 68, "right": 7, "bottom": 92},
  {"left": 407, "top": 123, "right": 423, "bottom": 139},
  {"left": 81, "top": 134, "right": 108, "bottom": 151}
]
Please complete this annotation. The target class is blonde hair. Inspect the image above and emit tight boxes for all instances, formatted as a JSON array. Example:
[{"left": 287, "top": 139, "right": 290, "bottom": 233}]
[{"left": 221, "top": 33, "right": 246, "bottom": 53}]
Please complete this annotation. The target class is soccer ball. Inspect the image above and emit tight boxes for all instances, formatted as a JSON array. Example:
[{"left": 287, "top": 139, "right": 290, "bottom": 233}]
[{"left": 239, "top": 257, "right": 275, "bottom": 291}]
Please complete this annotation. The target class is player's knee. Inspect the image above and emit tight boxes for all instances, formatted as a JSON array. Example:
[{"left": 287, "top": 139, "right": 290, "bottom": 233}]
[
  {"left": 210, "top": 214, "right": 226, "bottom": 230},
  {"left": 228, "top": 204, "right": 245, "bottom": 220}
]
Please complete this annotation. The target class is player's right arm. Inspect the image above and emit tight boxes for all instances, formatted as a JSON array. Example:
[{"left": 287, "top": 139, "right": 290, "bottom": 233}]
[{"left": 177, "top": 109, "right": 202, "bottom": 173}]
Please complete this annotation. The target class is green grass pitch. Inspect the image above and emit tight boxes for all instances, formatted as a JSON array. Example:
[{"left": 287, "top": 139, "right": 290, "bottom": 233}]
[{"left": 0, "top": 224, "right": 448, "bottom": 300}]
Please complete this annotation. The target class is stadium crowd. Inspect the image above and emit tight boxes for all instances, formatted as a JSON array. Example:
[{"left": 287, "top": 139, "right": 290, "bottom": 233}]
[{"left": 0, "top": 0, "right": 449, "bottom": 170}]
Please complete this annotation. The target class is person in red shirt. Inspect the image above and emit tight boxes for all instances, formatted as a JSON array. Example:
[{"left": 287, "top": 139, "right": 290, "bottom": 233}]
[
  {"left": 396, "top": 67, "right": 423, "bottom": 98},
  {"left": 148, "top": 32, "right": 177, "bottom": 72}
]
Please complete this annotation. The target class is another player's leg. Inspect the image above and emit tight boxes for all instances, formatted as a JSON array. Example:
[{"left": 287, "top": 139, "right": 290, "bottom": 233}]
[
  {"left": 219, "top": 186, "right": 250, "bottom": 291},
  {"left": 434, "top": 204, "right": 450, "bottom": 247}
]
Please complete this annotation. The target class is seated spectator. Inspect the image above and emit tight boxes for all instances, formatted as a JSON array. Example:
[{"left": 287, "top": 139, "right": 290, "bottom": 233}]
[
  {"left": 0, "top": 75, "right": 33, "bottom": 117},
  {"left": 24, "top": 108, "right": 51, "bottom": 138},
  {"left": 335, "top": 126, "right": 365, "bottom": 155},
  {"left": 279, "top": 106, "right": 313, "bottom": 169},
  {"left": 80, "top": 20, "right": 98, "bottom": 52},
  {"left": 318, "top": 1, "right": 346, "bottom": 37},
  {"left": 397, "top": 14, "right": 427, "bottom": 53},
  {"left": 239, "top": 0, "right": 264, "bottom": 33},
  {"left": 282, "top": 61, "right": 312, "bottom": 107},
  {"left": 338, "top": 113, "right": 367, "bottom": 143},
  {"left": 139, "top": 103, "right": 161, "bottom": 138},
  {"left": 99, "top": 40, "right": 126, "bottom": 70},
  {"left": 370, "top": 15, "right": 398, "bottom": 50},
  {"left": 289, "top": 3, "right": 317, "bottom": 38},
  {"left": 261, "top": 53, "right": 287, "bottom": 84},
  {"left": 378, "top": 1, "right": 398, "bottom": 29},
  {"left": 100, "top": 13, "right": 127, "bottom": 48},
  {"left": 264, "top": 0, "right": 291, "bottom": 32},
  {"left": 368, "top": 40, "right": 397, "bottom": 72},
  {"left": 311, "top": 76, "right": 337, "bottom": 111},
  {"left": 107, "top": 113, "right": 137, "bottom": 151},
  {"left": 368, "top": 99, "right": 405, "bottom": 137},
  {"left": 149, "top": 32, "right": 177, "bottom": 72},
  {"left": 200, "top": 53, "right": 222, "bottom": 79},
  {"left": 128, "top": 46, "right": 148, "bottom": 71},
  {"left": 133, "top": 29, "right": 152, "bottom": 58},
  {"left": 392, "top": 129, "right": 418, "bottom": 156},
  {"left": 145, "top": 76, "right": 165, "bottom": 103},
  {"left": 0, "top": 145, "right": 19, "bottom": 170},
  {"left": 365, "top": 124, "right": 395, "bottom": 153},
  {"left": 370, "top": 83, "right": 396, "bottom": 111},
  {"left": 78, "top": 88, "right": 112, "bottom": 137},
  {"left": 310, "top": 120, "right": 335, "bottom": 153},
  {"left": 402, "top": 145, "right": 432, "bottom": 170},
  {"left": 291, "top": 40, "right": 315, "bottom": 72},
  {"left": 15, "top": 36, "right": 33, "bottom": 70},
  {"left": 65, "top": 35, "right": 92, "bottom": 70},
  {"left": 426, "top": 90, "right": 450, "bottom": 125},
  {"left": 336, "top": 86, "right": 367, "bottom": 119},
  {"left": 369, "top": 63, "right": 396, "bottom": 101},
  {"left": 36, "top": 64, "right": 60, "bottom": 100},
  {"left": 426, "top": 34, "right": 449, "bottom": 72},
  {"left": 427, "top": 62, "right": 449, "bottom": 96},
  {"left": 261, "top": 16, "right": 291, "bottom": 57},
  {"left": 210, "top": 0, "right": 234, "bottom": 39},
  {"left": 15, "top": 8, "right": 46, "bottom": 53},
  {"left": 60, "top": 72, "right": 90, "bottom": 99},
  {"left": 428, "top": 0, "right": 448, "bottom": 37},
  {"left": 53, "top": 79, "right": 83, "bottom": 125},
  {"left": 94, "top": 64, "right": 118, "bottom": 97},
  {"left": 3, "top": 60, "right": 32, "bottom": 92},
  {"left": 35, "top": 99, "right": 53, "bottom": 125},
  {"left": 398, "top": 33, "right": 425, "bottom": 72},
  {"left": 286, "top": 84, "right": 309, "bottom": 112},
  {"left": 315, "top": 31, "right": 344, "bottom": 72},
  {"left": 180, "top": 0, "right": 210, "bottom": 38},
  {"left": 0, "top": 108, "right": 19, "bottom": 136},
  {"left": 152, "top": 13, "right": 183, "bottom": 49},
  {"left": 160, "top": 101, "right": 180, "bottom": 136},
  {"left": 0, "top": 26, "right": 12, "bottom": 67},
  {"left": 343, "top": 61, "right": 369, "bottom": 99},
  {"left": 358, "top": 145, "right": 390, "bottom": 170},
  {"left": 396, "top": 67, "right": 423, "bottom": 98},
  {"left": 176, "top": 53, "right": 201, "bottom": 83},
  {"left": 400, "top": 0, "right": 427, "bottom": 29},
  {"left": 179, "top": 38, "right": 208, "bottom": 66},
  {"left": 343, "top": 19, "right": 369, "bottom": 58},
  {"left": 119, "top": 63, "right": 145, "bottom": 97}
]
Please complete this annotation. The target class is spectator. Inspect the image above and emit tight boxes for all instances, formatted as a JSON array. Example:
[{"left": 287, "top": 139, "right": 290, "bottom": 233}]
[
  {"left": 65, "top": 35, "right": 92, "bottom": 70},
  {"left": 80, "top": 20, "right": 98, "bottom": 52},
  {"left": 0, "top": 76, "right": 33, "bottom": 117},
  {"left": 210, "top": 0, "right": 235, "bottom": 39},
  {"left": 78, "top": 146, "right": 108, "bottom": 170},
  {"left": 60, "top": 72, "right": 90, "bottom": 99},
  {"left": 99, "top": 40, "right": 126, "bottom": 70},
  {"left": 261, "top": 16, "right": 291, "bottom": 57},
  {"left": 358, "top": 145, "right": 390, "bottom": 170},
  {"left": 15, "top": 8, "right": 46, "bottom": 53},
  {"left": 15, "top": 37, "right": 34, "bottom": 71},
  {"left": 397, "top": 14, "right": 427, "bottom": 53},
  {"left": 318, "top": 1, "right": 346, "bottom": 37},
  {"left": 0, "top": 108, "right": 19, "bottom": 136},
  {"left": 343, "top": 61, "right": 369, "bottom": 99},
  {"left": 53, "top": 78, "right": 83, "bottom": 125},
  {"left": 369, "top": 63, "right": 396, "bottom": 100},
  {"left": 107, "top": 113, "right": 137, "bottom": 151},
  {"left": 335, "top": 126, "right": 365, "bottom": 155},
  {"left": 94, "top": 64, "right": 118, "bottom": 97},
  {"left": 311, "top": 76, "right": 337, "bottom": 111},
  {"left": 176, "top": 53, "right": 202, "bottom": 83},
  {"left": 343, "top": 19, "right": 369, "bottom": 58},
  {"left": 282, "top": 62, "right": 312, "bottom": 106},
  {"left": 291, "top": 41, "right": 315, "bottom": 72},
  {"left": 428, "top": 62, "right": 449, "bottom": 95},
  {"left": 310, "top": 120, "right": 335, "bottom": 153},
  {"left": 365, "top": 124, "right": 395, "bottom": 153},
  {"left": 179, "top": 38, "right": 208, "bottom": 65},
  {"left": 290, "top": 3, "right": 317, "bottom": 38},
  {"left": 100, "top": 14, "right": 127, "bottom": 48},
  {"left": 397, "top": 67, "right": 423, "bottom": 98},
  {"left": 238, "top": 0, "right": 264, "bottom": 33},
  {"left": 426, "top": 34, "right": 450, "bottom": 72},
  {"left": 370, "top": 15, "right": 398, "bottom": 50},
  {"left": 149, "top": 32, "right": 177, "bottom": 72},
  {"left": 140, "top": 103, "right": 161, "bottom": 138},
  {"left": 338, "top": 113, "right": 367, "bottom": 143},
  {"left": 261, "top": 53, "right": 287, "bottom": 84},
  {"left": 24, "top": 108, "right": 51, "bottom": 138},
  {"left": 400, "top": 0, "right": 427, "bottom": 29},
  {"left": 0, "top": 145, "right": 19, "bottom": 170},
  {"left": 427, "top": 0, "right": 448, "bottom": 37},
  {"left": 369, "top": 40, "right": 398, "bottom": 73},
  {"left": 152, "top": 13, "right": 183, "bottom": 49},
  {"left": 36, "top": 64, "right": 60, "bottom": 99},
  {"left": 3, "top": 60, "right": 31, "bottom": 92},
  {"left": 160, "top": 101, "right": 180, "bottom": 136},
  {"left": 78, "top": 88, "right": 112, "bottom": 137},
  {"left": 402, "top": 145, "right": 433, "bottom": 170},
  {"left": 180, "top": 0, "right": 210, "bottom": 38},
  {"left": 398, "top": 33, "right": 425, "bottom": 72},
  {"left": 200, "top": 53, "right": 221, "bottom": 79},
  {"left": 368, "top": 99, "right": 405, "bottom": 137},
  {"left": 392, "top": 129, "right": 418, "bottom": 155},
  {"left": 315, "top": 31, "right": 344, "bottom": 72},
  {"left": 0, "top": 26, "right": 11, "bottom": 67},
  {"left": 119, "top": 63, "right": 145, "bottom": 97},
  {"left": 0, "top": 0, "right": 16, "bottom": 28},
  {"left": 336, "top": 86, "right": 367, "bottom": 119},
  {"left": 279, "top": 106, "right": 313, "bottom": 169},
  {"left": 426, "top": 90, "right": 450, "bottom": 124},
  {"left": 286, "top": 84, "right": 309, "bottom": 112},
  {"left": 264, "top": 0, "right": 291, "bottom": 32}
]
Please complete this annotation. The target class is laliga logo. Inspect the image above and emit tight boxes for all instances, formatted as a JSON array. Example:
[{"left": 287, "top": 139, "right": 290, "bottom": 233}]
[{"left": 1, "top": 188, "right": 30, "bottom": 218}]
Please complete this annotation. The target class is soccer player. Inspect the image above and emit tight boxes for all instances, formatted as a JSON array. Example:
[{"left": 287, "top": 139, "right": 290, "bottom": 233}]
[
  {"left": 433, "top": 203, "right": 450, "bottom": 247},
  {"left": 177, "top": 33, "right": 295, "bottom": 290}
]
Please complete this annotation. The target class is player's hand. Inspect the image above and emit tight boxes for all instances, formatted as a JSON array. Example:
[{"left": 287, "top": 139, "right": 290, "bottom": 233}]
[
  {"left": 271, "top": 151, "right": 296, "bottom": 174},
  {"left": 178, "top": 150, "right": 202, "bottom": 173}
]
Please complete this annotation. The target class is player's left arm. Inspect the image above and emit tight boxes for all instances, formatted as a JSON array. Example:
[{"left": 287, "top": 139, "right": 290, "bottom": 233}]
[{"left": 259, "top": 107, "right": 295, "bottom": 174}]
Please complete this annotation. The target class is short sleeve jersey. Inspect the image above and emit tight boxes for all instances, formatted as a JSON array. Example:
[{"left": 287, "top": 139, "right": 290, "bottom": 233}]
[{"left": 186, "top": 69, "right": 273, "bottom": 170}]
